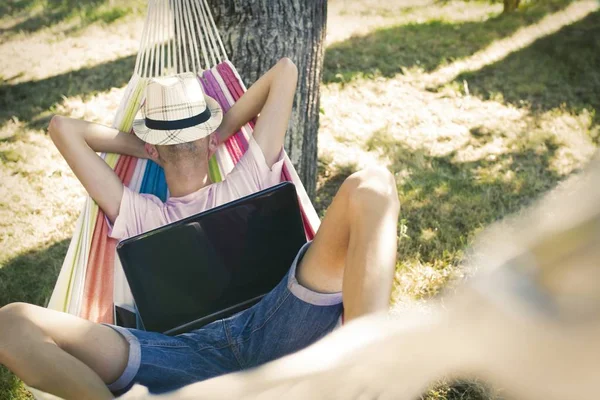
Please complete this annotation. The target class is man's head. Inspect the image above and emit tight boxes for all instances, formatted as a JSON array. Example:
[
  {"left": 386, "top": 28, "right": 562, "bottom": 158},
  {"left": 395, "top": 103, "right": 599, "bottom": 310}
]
[
  {"left": 132, "top": 72, "right": 223, "bottom": 170},
  {"left": 144, "top": 132, "right": 219, "bottom": 168}
]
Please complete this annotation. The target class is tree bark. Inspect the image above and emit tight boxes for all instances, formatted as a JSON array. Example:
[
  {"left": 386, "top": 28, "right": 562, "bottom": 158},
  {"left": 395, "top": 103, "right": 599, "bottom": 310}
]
[
  {"left": 207, "top": 0, "right": 327, "bottom": 199},
  {"left": 503, "top": 0, "right": 520, "bottom": 13}
]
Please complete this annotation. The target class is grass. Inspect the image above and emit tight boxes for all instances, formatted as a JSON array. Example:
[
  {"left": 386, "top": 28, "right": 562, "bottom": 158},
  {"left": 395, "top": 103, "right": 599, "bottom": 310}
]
[
  {"left": 323, "top": 0, "right": 576, "bottom": 83},
  {"left": 368, "top": 124, "right": 562, "bottom": 271},
  {"left": 1, "top": 0, "right": 599, "bottom": 399},
  {"left": 0, "top": 55, "right": 136, "bottom": 128},
  {"left": 447, "top": 9, "right": 600, "bottom": 127},
  {"left": 0, "top": 0, "right": 144, "bottom": 38}
]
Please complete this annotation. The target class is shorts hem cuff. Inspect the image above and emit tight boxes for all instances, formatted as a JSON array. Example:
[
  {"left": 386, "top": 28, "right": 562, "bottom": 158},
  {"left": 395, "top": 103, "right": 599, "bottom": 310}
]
[
  {"left": 287, "top": 242, "right": 343, "bottom": 306},
  {"left": 103, "top": 324, "right": 142, "bottom": 392}
]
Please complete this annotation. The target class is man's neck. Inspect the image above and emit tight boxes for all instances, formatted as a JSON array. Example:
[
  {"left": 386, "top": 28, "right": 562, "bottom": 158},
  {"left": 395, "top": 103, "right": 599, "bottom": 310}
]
[{"left": 164, "top": 160, "right": 212, "bottom": 198}]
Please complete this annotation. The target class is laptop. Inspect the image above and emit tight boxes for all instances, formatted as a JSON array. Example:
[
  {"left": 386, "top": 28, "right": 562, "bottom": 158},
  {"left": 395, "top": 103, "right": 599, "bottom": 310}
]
[{"left": 116, "top": 182, "right": 307, "bottom": 336}]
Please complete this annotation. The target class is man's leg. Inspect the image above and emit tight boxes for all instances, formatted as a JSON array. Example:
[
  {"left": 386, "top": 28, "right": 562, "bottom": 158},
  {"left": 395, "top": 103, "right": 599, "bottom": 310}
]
[
  {"left": 0, "top": 302, "right": 129, "bottom": 400},
  {"left": 298, "top": 166, "right": 400, "bottom": 321},
  {"left": 134, "top": 167, "right": 401, "bottom": 399}
]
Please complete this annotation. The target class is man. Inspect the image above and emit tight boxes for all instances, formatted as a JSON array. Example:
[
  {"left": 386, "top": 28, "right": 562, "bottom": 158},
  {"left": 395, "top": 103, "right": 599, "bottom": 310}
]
[{"left": 0, "top": 58, "right": 400, "bottom": 400}]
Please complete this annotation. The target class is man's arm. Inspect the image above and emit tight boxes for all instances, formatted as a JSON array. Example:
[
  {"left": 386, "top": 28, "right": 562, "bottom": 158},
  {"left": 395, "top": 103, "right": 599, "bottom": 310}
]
[
  {"left": 217, "top": 58, "right": 298, "bottom": 167},
  {"left": 48, "top": 116, "right": 148, "bottom": 222}
]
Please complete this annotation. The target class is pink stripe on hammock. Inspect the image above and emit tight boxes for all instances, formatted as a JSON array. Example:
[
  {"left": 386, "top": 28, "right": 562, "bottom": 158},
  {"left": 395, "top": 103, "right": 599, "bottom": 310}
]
[
  {"left": 200, "top": 72, "right": 246, "bottom": 164},
  {"left": 208, "top": 67, "right": 250, "bottom": 153},
  {"left": 217, "top": 64, "right": 247, "bottom": 107},
  {"left": 80, "top": 218, "right": 115, "bottom": 323},
  {"left": 216, "top": 64, "right": 257, "bottom": 131},
  {"left": 284, "top": 162, "right": 316, "bottom": 239},
  {"left": 79, "top": 154, "right": 137, "bottom": 323}
]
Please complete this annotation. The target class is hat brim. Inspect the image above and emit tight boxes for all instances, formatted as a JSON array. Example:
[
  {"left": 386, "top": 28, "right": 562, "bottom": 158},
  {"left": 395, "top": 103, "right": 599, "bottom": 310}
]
[{"left": 132, "top": 95, "right": 223, "bottom": 145}]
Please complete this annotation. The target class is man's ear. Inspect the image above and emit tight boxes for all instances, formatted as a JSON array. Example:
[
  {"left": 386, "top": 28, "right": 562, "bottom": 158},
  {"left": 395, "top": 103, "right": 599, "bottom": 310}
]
[
  {"left": 145, "top": 143, "right": 162, "bottom": 165},
  {"left": 208, "top": 133, "right": 219, "bottom": 158}
]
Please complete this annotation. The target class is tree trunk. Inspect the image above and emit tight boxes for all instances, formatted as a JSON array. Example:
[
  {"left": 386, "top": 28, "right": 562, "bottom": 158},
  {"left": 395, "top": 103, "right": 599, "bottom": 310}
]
[
  {"left": 503, "top": 0, "right": 520, "bottom": 13},
  {"left": 207, "top": 0, "right": 327, "bottom": 199}
]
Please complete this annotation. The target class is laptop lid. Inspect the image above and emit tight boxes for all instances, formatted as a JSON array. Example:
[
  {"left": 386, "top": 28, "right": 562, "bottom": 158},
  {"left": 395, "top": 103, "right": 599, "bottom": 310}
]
[{"left": 116, "top": 182, "right": 307, "bottom": 334}]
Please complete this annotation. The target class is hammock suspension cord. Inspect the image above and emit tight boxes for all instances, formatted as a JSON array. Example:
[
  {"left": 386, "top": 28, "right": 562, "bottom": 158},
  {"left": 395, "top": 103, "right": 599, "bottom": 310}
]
[{"left": 135, "top": 0, "right": 229, "bottom": 78}]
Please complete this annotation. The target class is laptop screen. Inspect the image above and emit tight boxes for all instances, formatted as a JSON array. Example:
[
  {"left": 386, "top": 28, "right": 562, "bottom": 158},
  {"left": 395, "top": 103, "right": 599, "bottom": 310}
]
[{"left": 117, "top": 182, "right": 308, "bottom": 334}]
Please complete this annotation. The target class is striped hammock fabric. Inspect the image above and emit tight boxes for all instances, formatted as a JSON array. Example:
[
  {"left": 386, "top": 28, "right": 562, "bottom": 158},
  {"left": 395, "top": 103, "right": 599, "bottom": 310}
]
[
  {"left": 30, "top": 2, "right": 321, "bottom": 398},
  {"left": 46, "top": 61, "right": 320, "bottom": 324}
]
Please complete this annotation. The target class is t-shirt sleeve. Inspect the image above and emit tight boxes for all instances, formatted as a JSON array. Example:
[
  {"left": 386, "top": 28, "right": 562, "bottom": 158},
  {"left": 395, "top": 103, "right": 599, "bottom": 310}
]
[
  {"left": 227, "top": 136, "right": 285, "bottom": 191},
  {"left": 107, "top": 186, "right": 164, "bottom": 240}
]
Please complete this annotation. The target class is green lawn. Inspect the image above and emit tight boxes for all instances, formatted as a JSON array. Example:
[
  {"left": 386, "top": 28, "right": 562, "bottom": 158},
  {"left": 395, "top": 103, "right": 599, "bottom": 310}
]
[
  {"left": 0, "top": 0, "right": 144, "bottom": 37},
  {"left": 1, "top": 0, "right": 599, "bottom": 399}
]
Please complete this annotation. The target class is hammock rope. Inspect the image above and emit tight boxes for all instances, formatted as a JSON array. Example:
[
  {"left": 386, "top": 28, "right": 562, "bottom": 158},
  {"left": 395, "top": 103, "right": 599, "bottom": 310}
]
[
  {"left": 32, "top": 2, "right": 320, "bottom": 398},
  {"left": 134, "top": 0, "right": 228, "bottom": 79}
]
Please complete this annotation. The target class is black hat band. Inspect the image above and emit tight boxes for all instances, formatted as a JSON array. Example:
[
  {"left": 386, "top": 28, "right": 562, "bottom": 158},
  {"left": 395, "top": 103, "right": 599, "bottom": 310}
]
[{"left": 145, "top": 107, "right": 212, "bottom": 131}]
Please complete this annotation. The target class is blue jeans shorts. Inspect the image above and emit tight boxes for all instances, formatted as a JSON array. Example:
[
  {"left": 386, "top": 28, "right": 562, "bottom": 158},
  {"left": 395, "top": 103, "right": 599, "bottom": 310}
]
[{"left": 106, "top": 242, "right": 343, "bottom": 395}]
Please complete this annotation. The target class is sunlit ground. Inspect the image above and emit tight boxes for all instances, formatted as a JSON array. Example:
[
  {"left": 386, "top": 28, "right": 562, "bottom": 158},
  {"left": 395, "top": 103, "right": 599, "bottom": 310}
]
[{"left": 1, "top": 0, "right": 599, "bottom": 398}]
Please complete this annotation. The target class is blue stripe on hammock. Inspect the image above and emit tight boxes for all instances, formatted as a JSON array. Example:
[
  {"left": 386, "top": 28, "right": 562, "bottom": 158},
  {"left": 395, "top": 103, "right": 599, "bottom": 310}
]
[
  {"left": 140, "top": 160, "right": 168, "bottom": 202},
  {"left": 136, "top": 160, "right": 167, "bottom": 329}
]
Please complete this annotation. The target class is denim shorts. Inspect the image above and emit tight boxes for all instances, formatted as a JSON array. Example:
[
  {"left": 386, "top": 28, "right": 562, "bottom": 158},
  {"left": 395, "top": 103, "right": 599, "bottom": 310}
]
[{"left": 106, "top": 242, "right": 343, "bottom": 395}]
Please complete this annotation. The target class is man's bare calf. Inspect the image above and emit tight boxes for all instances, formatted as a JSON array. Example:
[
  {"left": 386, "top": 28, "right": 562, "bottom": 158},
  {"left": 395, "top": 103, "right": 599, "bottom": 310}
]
[{"left": 0, "top": 302, "right": 128, "bottom": 400}]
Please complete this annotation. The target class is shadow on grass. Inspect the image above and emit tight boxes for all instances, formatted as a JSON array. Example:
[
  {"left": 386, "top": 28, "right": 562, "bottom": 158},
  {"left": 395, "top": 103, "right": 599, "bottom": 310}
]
[
  {"left": 323, "top": 0, "right": 575, "bottom": 83},
  {"left": 0, "top": 54, "right": 135, "bottom": 129},
  {"left": 0, "top": 239, "right": 69, "bottom": 307},
  {"left": 317, "top": 127, "right": 565, "bottom": 268},
  {"left": 367, "top": 130, "right": 563, "bottom": 265},
  {"left": 0, "top": 239, "right": 69, "bottom": 399},
  {"left": 0, "top": 0, "right": 40, "bottom": 19},
  {"left": 449, "top": 10, "right": 600, "bottom": 127},
  {"left": 0, "top": 0, "right": 139, "bottom": 38}
]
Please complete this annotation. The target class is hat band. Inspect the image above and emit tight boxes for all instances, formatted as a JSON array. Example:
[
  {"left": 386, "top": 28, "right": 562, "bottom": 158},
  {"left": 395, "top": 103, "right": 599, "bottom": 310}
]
[{"left": 145, "top": 107, "right": 212, "bottom": 131}]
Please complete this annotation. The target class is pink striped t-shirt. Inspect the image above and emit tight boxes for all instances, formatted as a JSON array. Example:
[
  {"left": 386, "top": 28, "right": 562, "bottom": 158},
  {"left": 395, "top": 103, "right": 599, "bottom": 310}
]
[{"left": 109, "top": 137, "right": 284, "bottom": 240}]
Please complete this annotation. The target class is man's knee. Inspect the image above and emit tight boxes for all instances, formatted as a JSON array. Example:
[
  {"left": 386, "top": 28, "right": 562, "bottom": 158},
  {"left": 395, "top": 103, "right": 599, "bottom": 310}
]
[
  {"left": 0, "top": 303, "right": 34, "bottom": 357},
  {"left": 0, "top": 302, "right": 36, "bottom": 331},
  {"left": 343, "top": 166, "right": 400, "bottom": 215},
  {"left": 0, "top": 301, "right": 31, "bottom": 323}
]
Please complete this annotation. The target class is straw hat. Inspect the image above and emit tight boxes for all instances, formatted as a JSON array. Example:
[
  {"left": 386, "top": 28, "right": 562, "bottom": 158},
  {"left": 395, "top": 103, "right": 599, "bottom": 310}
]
[{"left": 133, "top": 72, "right": 223, "bottom": 145}]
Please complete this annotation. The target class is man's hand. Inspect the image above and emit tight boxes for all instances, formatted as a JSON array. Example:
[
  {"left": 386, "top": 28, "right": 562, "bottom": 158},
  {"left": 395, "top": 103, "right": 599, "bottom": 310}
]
[
  {"left": 217, "top": 58, "right": 298, "bottom": 167},
  {"left": 48, "top": 116, "right": 147, "bottom": 222}
]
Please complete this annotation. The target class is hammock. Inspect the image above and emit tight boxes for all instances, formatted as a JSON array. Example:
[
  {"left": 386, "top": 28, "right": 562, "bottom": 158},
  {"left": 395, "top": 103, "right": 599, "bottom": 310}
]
[{"left": 30, "top": 1, "right": 319, "bottom": 398}]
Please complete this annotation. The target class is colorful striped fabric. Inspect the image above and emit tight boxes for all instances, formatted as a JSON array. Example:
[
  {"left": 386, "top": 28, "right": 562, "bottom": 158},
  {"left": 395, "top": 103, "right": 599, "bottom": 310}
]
[{"left": 46, "top": 61, "right": 321, "bottom": 328}]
